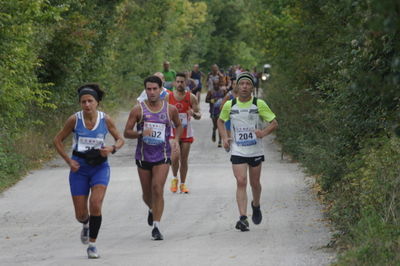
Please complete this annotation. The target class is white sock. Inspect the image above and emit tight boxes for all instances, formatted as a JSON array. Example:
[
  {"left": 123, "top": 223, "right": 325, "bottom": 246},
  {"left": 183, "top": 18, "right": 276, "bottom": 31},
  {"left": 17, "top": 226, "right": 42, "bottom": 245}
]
[
  {"left": 89, "top": 241, "right": 96, "bottom": 247},
  {"left": 173, "top": 176, "right": 178, "bottom": 179},
  {"left": 153, "top": 221, "right": 160, "bottom": 229}
]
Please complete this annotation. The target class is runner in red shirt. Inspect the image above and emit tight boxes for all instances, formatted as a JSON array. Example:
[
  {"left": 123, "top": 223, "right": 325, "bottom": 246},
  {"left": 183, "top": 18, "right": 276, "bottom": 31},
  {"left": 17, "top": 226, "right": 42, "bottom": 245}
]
[{"left": 165, "top": 73, "right": 201, "bottom": 193}]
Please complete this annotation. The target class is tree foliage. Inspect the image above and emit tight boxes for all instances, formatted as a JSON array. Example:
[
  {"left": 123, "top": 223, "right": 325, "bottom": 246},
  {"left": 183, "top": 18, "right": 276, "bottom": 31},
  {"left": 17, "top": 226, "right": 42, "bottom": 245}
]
[
  {"left": 1, "top": 1, "right": 399, "bottom": 263},
  {"left": 0, "top": 0, "right": 211, "bottom": 186}
]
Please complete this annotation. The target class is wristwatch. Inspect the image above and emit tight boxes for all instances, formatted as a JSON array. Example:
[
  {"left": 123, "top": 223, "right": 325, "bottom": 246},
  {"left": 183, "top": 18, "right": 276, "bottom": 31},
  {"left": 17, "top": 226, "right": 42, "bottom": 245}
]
[{"left": 111, "top": 145, "right": 117, "bottom": 154}]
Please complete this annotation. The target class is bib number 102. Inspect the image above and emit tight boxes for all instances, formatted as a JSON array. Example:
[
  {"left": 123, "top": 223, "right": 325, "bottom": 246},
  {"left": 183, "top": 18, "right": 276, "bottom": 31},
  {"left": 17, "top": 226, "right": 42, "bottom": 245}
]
[{"left": 151, "top": 131, "right": 162, "bottom": 138}]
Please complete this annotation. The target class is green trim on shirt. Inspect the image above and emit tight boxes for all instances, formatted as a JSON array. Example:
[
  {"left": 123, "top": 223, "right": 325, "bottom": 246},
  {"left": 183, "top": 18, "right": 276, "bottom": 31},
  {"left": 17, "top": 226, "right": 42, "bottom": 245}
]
[{"left": 219, "top": 97, "right": 276, "bottom": 122}]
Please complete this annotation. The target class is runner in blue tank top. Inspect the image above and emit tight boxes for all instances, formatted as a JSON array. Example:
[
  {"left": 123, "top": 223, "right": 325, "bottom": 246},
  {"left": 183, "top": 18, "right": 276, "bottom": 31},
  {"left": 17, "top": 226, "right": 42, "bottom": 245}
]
[
  {"left": 54, "top": 84, "right": 124, "bottom": 259},
  {"left": 124, "top": 75, "right": 182, "bottom": 241}
]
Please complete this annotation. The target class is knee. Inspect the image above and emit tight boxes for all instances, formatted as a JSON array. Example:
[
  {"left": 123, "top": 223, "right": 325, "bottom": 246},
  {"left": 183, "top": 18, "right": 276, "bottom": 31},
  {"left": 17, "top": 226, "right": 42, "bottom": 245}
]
[
  {"left": 180, "top": 157, "right": 188, "bottom": 166},
  {"left": 236, "top": 177, "right": 247, "bottom": 188},
  {"left": 75, "top": 213, "right": 88, "bottom": 222},
  {"left": 152, "top": 184, "right": 164, "bottom": 198},
  {"left": 89, "top": 199, "right": 102, "bottom": 215},
  {"left": 250, "top": 179, "right": 261, "bottom": 189},
  {"left": 171, "top": 152, "right": 180, "bottom": 162}
]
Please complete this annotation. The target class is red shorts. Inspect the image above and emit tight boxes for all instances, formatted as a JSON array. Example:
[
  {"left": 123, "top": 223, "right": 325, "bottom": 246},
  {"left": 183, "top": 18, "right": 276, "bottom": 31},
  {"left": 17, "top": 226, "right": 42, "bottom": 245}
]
[{"left": 169, "top": 137, "right": 194, "bottom": 143}]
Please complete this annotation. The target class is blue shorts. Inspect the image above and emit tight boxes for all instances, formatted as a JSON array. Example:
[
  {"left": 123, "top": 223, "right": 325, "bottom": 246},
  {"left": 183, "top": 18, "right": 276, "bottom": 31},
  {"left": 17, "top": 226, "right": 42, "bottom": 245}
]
[
  {"left": 69, "top": 156, "right": 110, "bottom": 196},
  {"left": 225, "top": 120, "right": 231, "bottom": 131}
]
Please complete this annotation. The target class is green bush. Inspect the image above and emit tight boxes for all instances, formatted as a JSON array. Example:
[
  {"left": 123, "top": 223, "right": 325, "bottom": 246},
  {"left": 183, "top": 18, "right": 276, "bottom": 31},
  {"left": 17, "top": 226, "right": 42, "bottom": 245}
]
[{"left": 332, "top": 135, "right": 400, "bottom": 230}]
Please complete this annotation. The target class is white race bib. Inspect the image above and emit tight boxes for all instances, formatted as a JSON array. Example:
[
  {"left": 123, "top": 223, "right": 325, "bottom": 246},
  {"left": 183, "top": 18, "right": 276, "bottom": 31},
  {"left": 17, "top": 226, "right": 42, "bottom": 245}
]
[
  {"left": 179, "top": 113, "right": 188, "bottom": 128},
  {"left": 234, "top": 126, "right": 257, "bottom": 146},
  {"left": 77, "top": 137, "right": 104, "bottom": 152},
  {"left": 143, "top": 122, "right": 166, "bottom": 145}
]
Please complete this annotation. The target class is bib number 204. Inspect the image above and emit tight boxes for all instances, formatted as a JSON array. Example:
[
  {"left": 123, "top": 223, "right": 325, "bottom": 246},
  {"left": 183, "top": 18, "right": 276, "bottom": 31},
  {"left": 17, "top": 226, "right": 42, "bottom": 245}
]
[{"left": 238, "top": 132, "right": 253, "bottom": 140}]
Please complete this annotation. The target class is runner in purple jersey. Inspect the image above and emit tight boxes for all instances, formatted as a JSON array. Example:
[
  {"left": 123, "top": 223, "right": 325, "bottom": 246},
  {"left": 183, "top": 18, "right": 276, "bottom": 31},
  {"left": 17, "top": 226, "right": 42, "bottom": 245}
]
[
  {"left": 135, "top": 100, "right": 172, "bottom": 162},
  {"left": 124, "top": 75, "right": 182, "bottom": 240}
]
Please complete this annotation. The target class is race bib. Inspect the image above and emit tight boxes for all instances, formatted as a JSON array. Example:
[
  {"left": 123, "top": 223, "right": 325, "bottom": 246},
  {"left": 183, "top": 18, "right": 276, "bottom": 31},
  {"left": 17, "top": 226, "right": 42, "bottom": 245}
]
[
  {"left": 77, "top": 137, "right": 104, "bottom": 152},
  {"left": 179, "top": 113, "right": 188, "bottom": 128},
  {"left": 234, "top": 126, "right": 257, "bottom": 146},
  {"left": 143, "top": 122, "right": 166, "bottom": 145}
]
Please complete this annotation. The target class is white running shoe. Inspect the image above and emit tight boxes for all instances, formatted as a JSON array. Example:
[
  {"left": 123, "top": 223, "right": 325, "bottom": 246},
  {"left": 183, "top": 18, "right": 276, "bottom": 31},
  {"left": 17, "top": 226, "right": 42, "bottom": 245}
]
[{"left": 87, "top": 246, "right": 99, "bottom": 259}]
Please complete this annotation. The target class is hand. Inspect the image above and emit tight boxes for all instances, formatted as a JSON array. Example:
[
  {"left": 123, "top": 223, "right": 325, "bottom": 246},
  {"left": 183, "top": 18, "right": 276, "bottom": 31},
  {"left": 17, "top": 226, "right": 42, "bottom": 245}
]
[
  {"left": 143, "top": 128, "right": 152, "bottom": 137},
  {"left": 222, "top": 137, "right": 232, "bottom": 150},
  {"left": 187, "top": 109, "right": 194, "bottom": 117},
  {"left": 192, "top": 112, "right": 201, "bottom": 120},
  {"left": 255, "top": 129, "right": 265, "bottom": 138},
  {"left": 69, "top": 159, "right": 80, "bottom": 172},
  {"left": 100, "top": 146, "right": 113, "bottom": 157},
  {"left": 210, "top": 99, "right": 215, "bottom": 104}
]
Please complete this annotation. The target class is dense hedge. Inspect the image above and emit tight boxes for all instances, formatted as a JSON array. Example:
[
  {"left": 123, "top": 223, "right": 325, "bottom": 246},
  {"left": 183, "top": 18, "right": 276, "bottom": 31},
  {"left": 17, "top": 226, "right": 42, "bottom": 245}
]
[{"left": 248, "top": 0, "right": 400, "bottom": 264}]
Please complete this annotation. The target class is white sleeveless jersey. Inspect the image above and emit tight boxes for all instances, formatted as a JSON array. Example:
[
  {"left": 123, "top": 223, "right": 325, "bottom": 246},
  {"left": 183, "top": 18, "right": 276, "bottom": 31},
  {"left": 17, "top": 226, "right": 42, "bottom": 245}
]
[{"left": 230, "top": 98, "right": 265, "bottom": 157}]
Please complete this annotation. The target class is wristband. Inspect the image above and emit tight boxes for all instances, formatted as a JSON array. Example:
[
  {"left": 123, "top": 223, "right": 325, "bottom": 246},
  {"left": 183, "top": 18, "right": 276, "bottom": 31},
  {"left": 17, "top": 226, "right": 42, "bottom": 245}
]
[{"left": 111, "top": 145, "right": 117, "bottom": 154}]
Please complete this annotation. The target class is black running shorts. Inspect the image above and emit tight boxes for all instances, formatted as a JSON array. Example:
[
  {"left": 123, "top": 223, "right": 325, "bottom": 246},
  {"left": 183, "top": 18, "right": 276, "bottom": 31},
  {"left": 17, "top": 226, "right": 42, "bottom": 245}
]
[
  {"left": 136, "top": 158, "right": 171, "bottom": 170},
  {"left": 230, "top": 155, "right": 265, "bottom": 167}
]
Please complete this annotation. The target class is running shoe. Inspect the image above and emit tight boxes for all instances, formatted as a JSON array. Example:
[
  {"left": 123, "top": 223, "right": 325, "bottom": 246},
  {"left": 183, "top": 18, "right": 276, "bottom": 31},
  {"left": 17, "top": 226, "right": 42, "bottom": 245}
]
[
  {"left": 212, "top": 131, "right": 216, "bottom": 142},
  {"left": 217, "top": 140, "right": 222, "bottom": 148},
  {"left": 251, "top": 201, "right": 262, "bottom": 225},
  {"left": 151, "top": 227, "right": 164, "bottom": 240},
  {"left": 87, "top": 246, "right": 99, "bottom": 259},
  {"left": 80, "top": 226, "right": 89, "bottom": 245},
  {"left": 180, "top": 184, "right": 189, "bottom": 193},
  {"left": 235, "top": 218, "right": 250, "bottom": 232},
  {"left": 170, "top": 178, "right": 178, "bottom": 193},
  {"left": 147, "top": 210, "right": 153, "bottom": 226}
]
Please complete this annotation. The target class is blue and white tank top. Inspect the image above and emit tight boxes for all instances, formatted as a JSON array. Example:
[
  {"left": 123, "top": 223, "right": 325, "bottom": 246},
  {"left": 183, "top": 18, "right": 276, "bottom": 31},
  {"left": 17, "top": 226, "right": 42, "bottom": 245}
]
[{"left": 72, "top": 111, "right": 108, "bottom": 152}]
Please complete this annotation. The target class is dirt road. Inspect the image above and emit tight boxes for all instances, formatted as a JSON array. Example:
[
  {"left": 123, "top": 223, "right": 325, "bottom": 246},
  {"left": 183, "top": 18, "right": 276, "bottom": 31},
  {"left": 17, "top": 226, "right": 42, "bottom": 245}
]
[{"left": 0, "top": 96, "right": 334, "bottom": 265}]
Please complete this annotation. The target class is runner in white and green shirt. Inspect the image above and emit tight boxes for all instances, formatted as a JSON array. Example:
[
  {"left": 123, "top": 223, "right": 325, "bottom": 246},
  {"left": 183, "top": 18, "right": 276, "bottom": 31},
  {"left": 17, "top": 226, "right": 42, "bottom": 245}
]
[{"left": 217, "top": 72, "right": 278, "bottom": 232}]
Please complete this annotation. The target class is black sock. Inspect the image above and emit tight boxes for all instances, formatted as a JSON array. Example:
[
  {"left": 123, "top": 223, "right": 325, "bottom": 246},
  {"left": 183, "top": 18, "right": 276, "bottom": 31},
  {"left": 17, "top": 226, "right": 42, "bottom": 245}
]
[
  {"left": 240, "top": 215, "right": 247, "bottom": 221},
  {"left": 89, "top": 215, "right": 102, "bottom": 239}
]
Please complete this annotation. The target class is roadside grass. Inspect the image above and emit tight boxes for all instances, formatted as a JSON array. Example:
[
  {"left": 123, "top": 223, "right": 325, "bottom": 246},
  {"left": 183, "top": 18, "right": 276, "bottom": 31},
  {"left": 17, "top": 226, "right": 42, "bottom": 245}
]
[
  {"left": 0, "top": 94, "right": 136, "bottom": 193},
  {"left": 334, "top": 213, "right": 400, "bottom": 266},
  {"left": 0, "top": 121, "right": 63, "bottom": 193}
]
